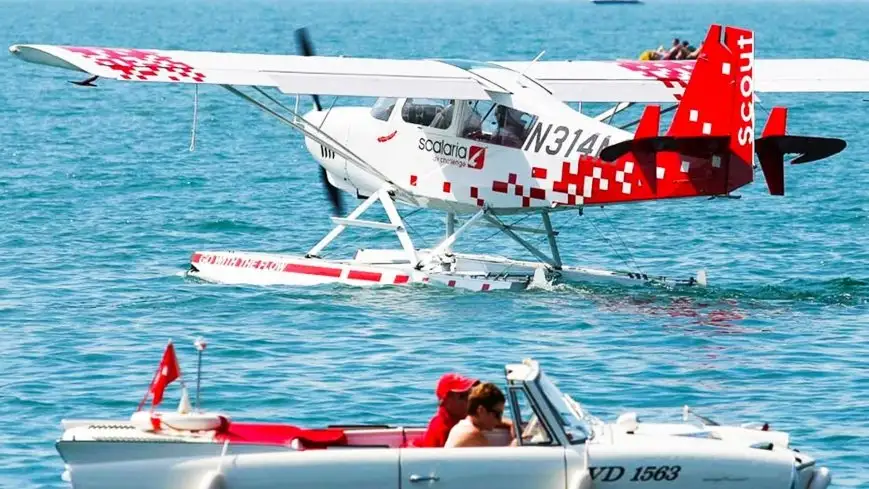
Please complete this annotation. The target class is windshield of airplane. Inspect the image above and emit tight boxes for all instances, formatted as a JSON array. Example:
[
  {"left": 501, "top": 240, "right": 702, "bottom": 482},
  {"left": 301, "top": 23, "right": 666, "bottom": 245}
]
[
  {"left": 461, "top": 101, "right": 537, "bottom": 149},
  {"left": 537, "top": 372, "right": 597, "bottom": 444},
  {"left": 371, "top": 97, "right": 398, "bottom": 122}
]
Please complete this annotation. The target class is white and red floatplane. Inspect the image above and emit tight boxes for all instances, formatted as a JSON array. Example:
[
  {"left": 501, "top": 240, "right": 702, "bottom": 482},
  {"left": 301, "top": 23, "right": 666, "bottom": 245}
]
[
  {"left": 10, "top": 25, "right": 869, "bottom": 291},
  {"left": 56, "top": 342, "right": 832, "bottom": 489}
]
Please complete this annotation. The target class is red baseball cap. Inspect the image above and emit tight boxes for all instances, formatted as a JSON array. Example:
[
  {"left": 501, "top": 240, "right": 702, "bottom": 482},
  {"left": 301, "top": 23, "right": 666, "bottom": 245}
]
[{"left": 436, "top": 373, "right": 478, "bottom": 400}]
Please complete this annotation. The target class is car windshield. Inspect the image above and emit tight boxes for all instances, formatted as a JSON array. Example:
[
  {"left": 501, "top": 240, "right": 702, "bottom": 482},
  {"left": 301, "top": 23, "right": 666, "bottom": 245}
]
[{"left": 537, "top": 372, "right": 600, "bottom": 444}]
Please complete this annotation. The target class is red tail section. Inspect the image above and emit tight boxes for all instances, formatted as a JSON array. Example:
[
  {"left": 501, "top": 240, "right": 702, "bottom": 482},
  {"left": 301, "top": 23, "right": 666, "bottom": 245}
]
[
  {"left": 666, "top": 25, "right": 734, "bottom": 140},
  {"left": 664, "top": 25, "right": 755, "bottom": 194},
  {"left": 724, "top": 26, "right": 756, "bottom": 174},
  {"left": 633, "top": 105, "right": 661, "bottom": 194},
  {"left": 559, "top": 24, "right": 844, "bottom": 208},
  {"left": 555, "top": 25, "right": 801, "bottom": 208}
]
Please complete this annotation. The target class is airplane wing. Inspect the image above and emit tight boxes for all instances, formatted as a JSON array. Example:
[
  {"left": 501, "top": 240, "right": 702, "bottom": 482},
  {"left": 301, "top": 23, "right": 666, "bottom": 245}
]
[
  {"left": 494, "top": 58, "right": 869, "bottom": 102},
  {"left": 10, "top": 44, "right": 869, "bottom": 102},
  {"left": 8, "top": 45, "right": 504, "bottom": 99}
]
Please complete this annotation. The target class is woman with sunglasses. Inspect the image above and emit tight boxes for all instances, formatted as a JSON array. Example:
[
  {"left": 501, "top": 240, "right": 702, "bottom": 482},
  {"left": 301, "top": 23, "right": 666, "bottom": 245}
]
[{"left": 444, "top": 382, "right": 515, "bottom": 448}]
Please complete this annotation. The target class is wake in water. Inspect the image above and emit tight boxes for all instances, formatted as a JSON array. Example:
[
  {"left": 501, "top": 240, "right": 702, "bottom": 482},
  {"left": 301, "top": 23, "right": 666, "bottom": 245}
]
[{"left": 546, "top": 275, "right": 869, "bottom": 331}]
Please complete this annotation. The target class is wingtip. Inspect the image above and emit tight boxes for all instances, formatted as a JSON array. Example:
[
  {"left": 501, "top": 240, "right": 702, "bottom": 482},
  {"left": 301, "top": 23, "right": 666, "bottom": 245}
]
[{"left": 9, "top": 45, "right": 20, "bottom": 55}]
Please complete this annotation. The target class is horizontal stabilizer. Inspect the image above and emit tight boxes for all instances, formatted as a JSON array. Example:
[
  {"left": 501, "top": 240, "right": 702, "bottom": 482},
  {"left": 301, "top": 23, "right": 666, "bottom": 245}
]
[
  {"left": 755, "top": 135, "right": 846, "bottom": 164},
  {"left": 599, "top": 136, "right": 729, "bottom": 163},
  {"left": 755, "top": 107, "right": 846, "bottom": 196}
]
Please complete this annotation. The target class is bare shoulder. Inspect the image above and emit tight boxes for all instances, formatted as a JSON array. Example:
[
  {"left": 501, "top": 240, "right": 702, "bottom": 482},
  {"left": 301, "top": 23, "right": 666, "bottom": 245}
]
[{"left": 449, "top": 429, "right": 489, "bottom": 448}]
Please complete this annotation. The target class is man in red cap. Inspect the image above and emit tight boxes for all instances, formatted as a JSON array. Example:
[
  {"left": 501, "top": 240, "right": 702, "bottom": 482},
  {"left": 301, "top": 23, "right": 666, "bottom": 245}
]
[{"left": 417, "top": 373, "right": 479, "bottom": 448}]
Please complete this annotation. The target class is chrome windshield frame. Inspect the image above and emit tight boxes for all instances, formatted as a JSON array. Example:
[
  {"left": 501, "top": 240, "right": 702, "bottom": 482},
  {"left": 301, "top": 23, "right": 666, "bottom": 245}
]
[
  {"left": 505, "top": 360, "right": 593, "bottom": 447},
  {"left": 534, "top": 372, "right": 593, "bottom": 445}
]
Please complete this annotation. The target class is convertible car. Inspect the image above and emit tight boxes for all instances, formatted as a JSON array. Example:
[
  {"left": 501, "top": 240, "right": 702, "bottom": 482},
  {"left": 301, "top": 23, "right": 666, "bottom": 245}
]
[{"left": 56, "top": 359, "right": 831, "bottom": 489}]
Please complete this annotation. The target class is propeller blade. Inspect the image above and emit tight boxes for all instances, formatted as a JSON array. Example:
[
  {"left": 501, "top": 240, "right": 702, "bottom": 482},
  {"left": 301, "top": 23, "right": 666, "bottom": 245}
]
[
  {"left": 294, "top": 27, "right": 322, "bottom": 111},
  {"left": 320, "top": 166, "right": 344, "bottom": 216},
  {"left": 295, "top": 27, "right": 343, "bottom": 215}
]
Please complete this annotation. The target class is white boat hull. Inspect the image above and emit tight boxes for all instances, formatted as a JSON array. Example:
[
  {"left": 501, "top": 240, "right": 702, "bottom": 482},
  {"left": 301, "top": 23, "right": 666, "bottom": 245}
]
[
  {"left": 57, "top": 417, "right": 826, "bottom": 489},
  {"left": 54, "top": 360, "right": 830, "bottom": 489}
]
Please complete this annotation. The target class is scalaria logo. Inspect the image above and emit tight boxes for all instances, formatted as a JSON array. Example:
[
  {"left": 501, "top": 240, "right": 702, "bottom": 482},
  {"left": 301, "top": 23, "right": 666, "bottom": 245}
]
[{"left": 418, "top": 138, "right": 486, "bottom": 170}]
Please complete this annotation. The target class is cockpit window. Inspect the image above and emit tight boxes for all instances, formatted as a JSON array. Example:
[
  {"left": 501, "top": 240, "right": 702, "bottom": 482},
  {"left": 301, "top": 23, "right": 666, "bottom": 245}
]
[
  {"left": 401, "top": 98, "right": 454, "bottom": 129},
  {"left": 371, "top": 97, "right": 398, "bottom": 122},
  {"left": 461, "top": 101, "right": 538, "bottom": 149}
]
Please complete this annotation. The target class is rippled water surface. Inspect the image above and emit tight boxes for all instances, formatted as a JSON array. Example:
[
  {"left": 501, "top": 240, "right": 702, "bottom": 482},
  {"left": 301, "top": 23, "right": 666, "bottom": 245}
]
[{"left": 1, "top": 0, "right": 868, "bottom": 487}]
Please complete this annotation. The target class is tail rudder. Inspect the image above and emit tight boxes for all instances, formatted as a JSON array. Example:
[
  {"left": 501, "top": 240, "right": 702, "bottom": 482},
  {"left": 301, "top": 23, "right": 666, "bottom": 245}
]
[
  {"left": 664, "top": 25, "right": 755, "bottom": 192},
  {"left": 723, "top": 26, "right": 756, "bottom": 189}
]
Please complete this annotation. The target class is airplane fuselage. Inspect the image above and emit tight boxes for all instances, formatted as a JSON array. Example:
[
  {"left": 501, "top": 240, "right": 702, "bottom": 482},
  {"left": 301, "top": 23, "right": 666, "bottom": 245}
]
[{"left": 303, "top": 66, "right": 637, "bottom": 215}]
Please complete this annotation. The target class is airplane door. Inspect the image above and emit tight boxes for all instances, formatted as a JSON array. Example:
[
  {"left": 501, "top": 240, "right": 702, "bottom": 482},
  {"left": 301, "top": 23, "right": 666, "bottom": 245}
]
[{"left": 400, "top": 446, "right": 565, "bottom": 489}]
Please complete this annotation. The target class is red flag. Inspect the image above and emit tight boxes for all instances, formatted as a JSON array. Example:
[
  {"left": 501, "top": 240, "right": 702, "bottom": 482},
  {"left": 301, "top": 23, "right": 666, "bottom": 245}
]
[{"left": 139, "top": 342, "right": 181, "bottom": 410}]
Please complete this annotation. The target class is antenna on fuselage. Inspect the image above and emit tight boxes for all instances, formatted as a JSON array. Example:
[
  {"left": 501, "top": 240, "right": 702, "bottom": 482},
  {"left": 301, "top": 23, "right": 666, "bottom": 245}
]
[{"left": 519, "top": 50, "right": 546, "bottom": 77}]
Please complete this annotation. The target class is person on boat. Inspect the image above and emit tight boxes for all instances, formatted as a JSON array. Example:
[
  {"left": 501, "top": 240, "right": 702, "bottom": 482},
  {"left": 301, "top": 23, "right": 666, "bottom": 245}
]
[
  {"left": 686, "top": 42, "right": 703, "bottom": 60},
  {"left": 417, "top": 373, "right": 479, "bottom": 447},
  {"left": 665, "top": 38, "right": 683, "bottom": 60},
  {"left": 675, "top": 40, "right": 698, "bottom": 60},
  {"left": 444, "top": 382, "right": 515, "bottom": 448},
  {"left": 639, "top": 48, "right": 663, "bottom": 61}
]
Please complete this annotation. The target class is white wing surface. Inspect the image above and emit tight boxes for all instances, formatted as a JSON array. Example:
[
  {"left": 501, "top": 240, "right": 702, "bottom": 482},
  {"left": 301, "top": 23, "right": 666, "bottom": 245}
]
[
  {"left": 8, "top": 45, "right": 499, "bottom": 99},
  {"left": 496, "top": 59, "right": 869, "bottom": 101},
  {"left": 10, "top": 44, "right": 869, "bottom": 103}
]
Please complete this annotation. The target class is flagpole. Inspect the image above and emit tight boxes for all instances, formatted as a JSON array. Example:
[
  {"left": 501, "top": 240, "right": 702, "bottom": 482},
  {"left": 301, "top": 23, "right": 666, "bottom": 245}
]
[
  {"left": 136, "top": 365, "right": 160, "bottom": 412},
  {"left": 137, "top": 339, "right": 172, "bottom": 412},
  {"left": 194, "top": 337, "right": 207, "bottom": 411}
]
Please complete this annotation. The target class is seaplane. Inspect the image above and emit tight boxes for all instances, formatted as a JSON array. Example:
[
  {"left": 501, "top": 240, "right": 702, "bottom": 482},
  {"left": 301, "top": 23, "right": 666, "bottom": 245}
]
[
  {"left": 54, "top": 342, "right": 833, "bottom": 489},
  {"left": 10, "top": 24, "right": 869, "bottom": 292}
]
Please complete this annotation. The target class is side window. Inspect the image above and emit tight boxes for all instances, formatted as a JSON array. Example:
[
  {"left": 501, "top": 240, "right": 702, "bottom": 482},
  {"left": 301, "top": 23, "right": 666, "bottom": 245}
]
[
  {"left": 508, "top": 387, "right": 553, "bottom": 446},
  {"left": 401, "top": 98, "right": 454, "bottom": 129},
  {"left": 462, "top": 102, "right": 538, "bottom": 150},
  {"left": 370, "top": 97, "right": 397, "bottom": 122}
]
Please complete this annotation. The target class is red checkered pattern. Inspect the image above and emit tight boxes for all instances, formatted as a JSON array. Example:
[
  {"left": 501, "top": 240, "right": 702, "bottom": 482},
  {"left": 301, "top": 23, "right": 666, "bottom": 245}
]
[
  {"left": 470, "top": 186, "right": 484, "bottom": 207},
  {"left": 551, "top": 156, "right": 648, "bottom": 205},
  {"left": 552, "top": 158, "right": 593, "bottom": 205},
  {"left": 64, "top": 47, "right": 206, "bottom": 82},
  {"left": 617, "top": 61, "right": 694, "bottom": 100},
  {"left": 492, "top": 173, "right": 546, "bottom": 208},
  {"left": 686, "top": 108, "right": 715, "bottom": 137}
]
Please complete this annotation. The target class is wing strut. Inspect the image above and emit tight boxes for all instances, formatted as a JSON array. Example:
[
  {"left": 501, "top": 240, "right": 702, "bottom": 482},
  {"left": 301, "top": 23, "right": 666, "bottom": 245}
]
[{"left": 220, "top": 84, "right": 417, "bottom": 206}]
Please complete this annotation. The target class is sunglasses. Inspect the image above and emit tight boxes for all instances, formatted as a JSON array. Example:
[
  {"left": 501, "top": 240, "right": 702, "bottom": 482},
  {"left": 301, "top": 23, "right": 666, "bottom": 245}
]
[{"left": 487, "top": 406, "right": 504, "bottom": 418}]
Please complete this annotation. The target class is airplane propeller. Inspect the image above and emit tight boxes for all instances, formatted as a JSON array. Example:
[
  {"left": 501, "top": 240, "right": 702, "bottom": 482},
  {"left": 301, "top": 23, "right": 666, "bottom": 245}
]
[
  {"left": 294, "top": 27, "right": 323, "bottom": 111},
  {"left": 294, "top": 27, "right": 343, "bottom": 216}
]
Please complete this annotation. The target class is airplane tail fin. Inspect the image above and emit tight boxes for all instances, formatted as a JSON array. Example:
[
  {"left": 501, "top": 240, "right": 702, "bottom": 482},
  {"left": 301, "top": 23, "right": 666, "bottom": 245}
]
[
  {"left": 664, "top": 25, "right": 756, "bottom": 193},
  {"left": 592, "top": 24, "right": 846, "bottom": 205},
  {"left": 632, "top": 105, "right": 661, "bottom": 194},
  {"left": 599, "top": 25, "right": 756, "bottom": 196}
]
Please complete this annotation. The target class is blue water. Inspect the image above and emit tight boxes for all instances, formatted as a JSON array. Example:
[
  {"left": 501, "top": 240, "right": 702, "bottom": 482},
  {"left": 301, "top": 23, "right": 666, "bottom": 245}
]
[{"left": 2, "top": 0, "right": 869, "bottom": 486}]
